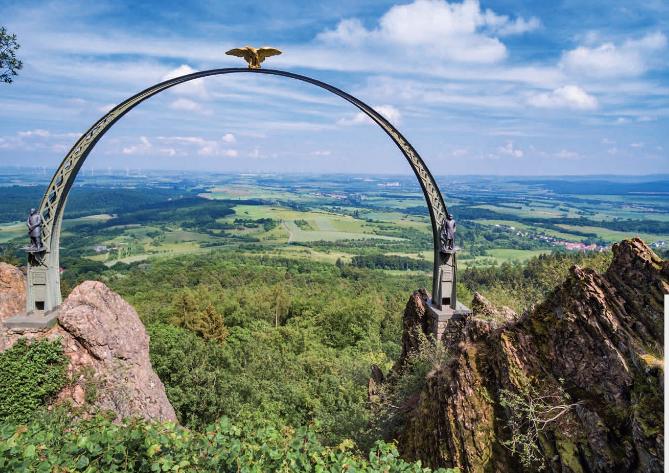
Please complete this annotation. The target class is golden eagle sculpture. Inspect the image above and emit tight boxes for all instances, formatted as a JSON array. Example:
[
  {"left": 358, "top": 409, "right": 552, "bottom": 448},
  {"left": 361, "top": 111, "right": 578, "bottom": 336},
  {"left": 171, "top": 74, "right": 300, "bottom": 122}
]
[{"left": 225, "top": 46, "right": 282, "bottom": 69}]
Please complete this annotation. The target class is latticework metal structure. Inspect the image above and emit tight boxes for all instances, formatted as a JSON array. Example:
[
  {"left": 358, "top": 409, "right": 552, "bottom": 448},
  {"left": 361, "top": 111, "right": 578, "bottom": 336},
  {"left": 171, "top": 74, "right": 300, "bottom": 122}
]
[{"left": 28, "top": 68, "right": 449, "bottom": 312}]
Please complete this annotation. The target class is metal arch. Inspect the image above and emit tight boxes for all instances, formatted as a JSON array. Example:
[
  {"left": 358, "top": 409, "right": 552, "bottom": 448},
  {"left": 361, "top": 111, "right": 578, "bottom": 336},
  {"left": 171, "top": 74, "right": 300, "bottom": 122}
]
[{"left": 30, "top": 68, "right": 449, "bottom": 312}]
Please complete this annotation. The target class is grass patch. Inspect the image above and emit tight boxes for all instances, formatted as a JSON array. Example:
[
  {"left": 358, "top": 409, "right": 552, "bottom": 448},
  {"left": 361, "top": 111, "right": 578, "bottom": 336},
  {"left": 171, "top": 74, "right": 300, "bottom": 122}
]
[{"left": 557, "top": 224, "right": 669, "bottom": 243}]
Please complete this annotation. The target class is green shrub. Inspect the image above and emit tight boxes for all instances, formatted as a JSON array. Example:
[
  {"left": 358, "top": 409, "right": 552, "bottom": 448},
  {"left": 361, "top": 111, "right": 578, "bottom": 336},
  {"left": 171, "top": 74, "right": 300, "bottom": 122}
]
[
  {"left": 0, "top": 411, "right": 458, "bottom": 472},
  {"left": 147, "top": 324, "right": 233, "bottom": 429},
  {"left": 368, "top": 332, "right": 449, "bottom": 443},
  {"left": 169, "top": 286, "right": 229, "bottom": 342},
  {"left": 351, "top": 254, "right": 432, "bottom": 271},
  {"left": 0, "top": 338, "right": 68, "bottom": 423},
  {"left": 461, "top": 250, "right": 613, "bottom": 311},
  {"left": 499, "top": 382, "right": 580, "bottom": 471},
  {"left": 148, "top": 323, "right": 375, "bottom": 445}
]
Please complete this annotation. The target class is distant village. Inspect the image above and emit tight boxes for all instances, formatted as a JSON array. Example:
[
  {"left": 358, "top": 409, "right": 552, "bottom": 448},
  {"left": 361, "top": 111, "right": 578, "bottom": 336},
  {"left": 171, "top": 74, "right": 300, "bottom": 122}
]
[{"left": 490, "top": 223, "right": 609, "bottom": 252}]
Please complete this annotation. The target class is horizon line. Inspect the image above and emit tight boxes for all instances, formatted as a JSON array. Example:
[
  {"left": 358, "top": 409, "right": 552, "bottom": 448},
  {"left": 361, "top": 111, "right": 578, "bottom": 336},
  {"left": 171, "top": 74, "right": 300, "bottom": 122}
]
[{"left": 0, "top": 166, "right": 668, "bottom": 180}]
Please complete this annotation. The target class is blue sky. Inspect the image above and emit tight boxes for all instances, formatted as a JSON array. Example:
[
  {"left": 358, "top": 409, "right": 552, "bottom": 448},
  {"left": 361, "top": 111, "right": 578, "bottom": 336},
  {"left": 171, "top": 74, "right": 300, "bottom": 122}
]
[{"left": 1, "top": 0, "right": 668, "bottom": 175}]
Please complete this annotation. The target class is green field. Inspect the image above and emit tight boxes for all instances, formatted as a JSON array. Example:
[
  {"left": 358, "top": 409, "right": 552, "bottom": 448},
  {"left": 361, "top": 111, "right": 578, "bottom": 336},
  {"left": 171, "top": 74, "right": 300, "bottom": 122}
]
[
  {"left": 485, "top": 248, "right": 549, "bottom": 263},
  {"left": 0, "top": 222, "right": 22, "bottom": 243},
  {"left": 2, "top": 174, "right": 667, "bottom": 272},
  {"left": 457, "top": 249, "right": 551, "bottom": 268},
  {"left": 78, "top": 203, "right": 409, "bottom": 267},
  {"left": 473, "top": 203, "right": 566, "bottom": 219},
  {"left": 477, "top": 219, "right": 590, "bottom": 242},
  {"left": 231, "top": 204, "right": 404, "bottom": 243},
  {"left": 557, "top": 224, "right": 669, "bottom": 244},
  {"left": 1, "top": 214, "right": 114, "bottom": 243}
]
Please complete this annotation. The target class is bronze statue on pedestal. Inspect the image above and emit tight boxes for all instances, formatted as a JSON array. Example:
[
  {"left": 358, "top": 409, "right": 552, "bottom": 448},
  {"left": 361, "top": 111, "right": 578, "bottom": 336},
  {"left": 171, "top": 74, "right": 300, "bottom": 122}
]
[
  {"left": 440, "top": 214, "right": 456, "bottom": 253},
  {"left": 27, "top": 208, "right": 43, "bottom": 251}
]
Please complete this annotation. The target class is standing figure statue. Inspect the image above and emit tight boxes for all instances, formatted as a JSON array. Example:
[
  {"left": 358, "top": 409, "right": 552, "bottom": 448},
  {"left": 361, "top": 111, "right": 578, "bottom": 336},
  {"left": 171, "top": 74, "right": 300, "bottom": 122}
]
[
  {"left": 439, "top": 214, "right": 456, "bottom": 253},
  {"left": 27, "top": 208, "right": 43, "bottom": 250}
]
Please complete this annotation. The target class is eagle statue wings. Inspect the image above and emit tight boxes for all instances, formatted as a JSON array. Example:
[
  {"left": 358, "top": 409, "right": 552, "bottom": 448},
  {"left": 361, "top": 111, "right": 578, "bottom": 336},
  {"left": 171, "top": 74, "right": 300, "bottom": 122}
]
[{"left": 225, "top": 46, "right": 282, "bottom": 69}]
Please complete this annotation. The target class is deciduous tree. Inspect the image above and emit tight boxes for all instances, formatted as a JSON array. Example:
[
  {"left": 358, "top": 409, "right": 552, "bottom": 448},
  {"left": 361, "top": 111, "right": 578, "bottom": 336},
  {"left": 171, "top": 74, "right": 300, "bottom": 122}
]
[{"left": 0, "top": 26, "right": 22, "bottom": 83}]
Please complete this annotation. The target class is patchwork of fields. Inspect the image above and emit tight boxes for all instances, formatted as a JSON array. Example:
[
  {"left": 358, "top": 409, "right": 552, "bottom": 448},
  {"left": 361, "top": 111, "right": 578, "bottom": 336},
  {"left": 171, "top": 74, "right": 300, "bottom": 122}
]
[{"left": 1, "top": 172, "right": 667, "bottom": 270}]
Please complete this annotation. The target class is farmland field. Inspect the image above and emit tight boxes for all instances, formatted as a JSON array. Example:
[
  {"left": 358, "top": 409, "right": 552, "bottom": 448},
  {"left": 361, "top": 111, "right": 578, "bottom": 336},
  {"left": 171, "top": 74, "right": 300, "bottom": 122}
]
[{"left": 1, "top": 171, "right": 667, "bottom": 273}]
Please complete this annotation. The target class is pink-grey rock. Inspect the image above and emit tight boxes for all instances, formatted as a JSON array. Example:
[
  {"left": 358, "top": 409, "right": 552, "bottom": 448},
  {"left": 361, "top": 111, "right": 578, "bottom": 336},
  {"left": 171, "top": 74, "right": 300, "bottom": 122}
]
[
  {"left": 1, "top": 276, "right": 176, "bottom": 423},
  {"left": 0, "top": 262, "right": 26, "bottom": 320}
]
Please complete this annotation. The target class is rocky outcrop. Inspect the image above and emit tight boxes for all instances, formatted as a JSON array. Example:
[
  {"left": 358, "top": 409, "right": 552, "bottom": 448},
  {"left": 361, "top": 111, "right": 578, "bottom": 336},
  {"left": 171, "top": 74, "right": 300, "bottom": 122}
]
[
  {"left": 0, "top": 278, "right": 176, "bottom": 423},
  {"left": 399, "top": 288, "right": 431, "bottom": 363},
  {"left": 0, "top": 262, "right": 26, "bottom": 320},
  {"left": 396, "top": 239, "right": 666, "bottom": 472}
]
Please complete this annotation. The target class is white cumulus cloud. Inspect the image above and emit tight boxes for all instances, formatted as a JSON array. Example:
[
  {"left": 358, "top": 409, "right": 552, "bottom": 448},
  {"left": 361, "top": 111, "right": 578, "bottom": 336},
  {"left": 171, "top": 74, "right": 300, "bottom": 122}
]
[
  {"left": 497, "top": 141, "right": 523, "bottom": 158},
  {"left": 18, "top": 129, "right": 51, "bottom": 138},
  {"left": 97, "top": 103, "right": 116, "bottom": 114},
  {"left": 338, "top": 105, "right": 401, "bottom": 126},
  {"left": 161, "top": 64, "right": 208, "bottom": 98},
  {"left": 527, "top": 85, "right": 598, "bottom": 110},
  {"left": 318, "top": 19, "right": 369, "bottom": 46},
  {"left": 0, "top": 129, "right": 81, "bottom": 152},
  {"left": 560, "top": 32, "right": 667, "bottom": 78},
  {"left": 122, "top": 136, "right": 152, "bottom": 155},
  {"left": 493, "top": 16, "right": 541, "bottom": 36},
  {"left": 169, "top": 98, "right": 205, "bottom": 113},
  {"left": 318, "top": 0, "right": 539, "bottom": 64},
  {"left": 554, "top": 149, "right": 580, "bottom": 160},
  {"left": 155, "top": 135, "right": 238, "bottom": 158},
  {"left": 311, "top": 150, "right": 332, "bottom": 156}
]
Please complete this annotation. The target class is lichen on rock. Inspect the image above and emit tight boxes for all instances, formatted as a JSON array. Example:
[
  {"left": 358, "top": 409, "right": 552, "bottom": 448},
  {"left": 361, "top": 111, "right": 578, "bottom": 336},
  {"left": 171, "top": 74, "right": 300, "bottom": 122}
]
[{"left": 394, "top": 238, "right": 666, "bottom": 473}]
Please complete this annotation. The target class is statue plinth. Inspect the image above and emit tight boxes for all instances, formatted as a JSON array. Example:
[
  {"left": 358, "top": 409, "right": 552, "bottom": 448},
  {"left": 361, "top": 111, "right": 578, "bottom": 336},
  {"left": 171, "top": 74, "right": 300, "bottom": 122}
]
[
  {"left": 426, "top": 298, "right": 471, "bottom": 342},
  {"left": 3, "top": 308, "right": 59, "bottom": 332},
  {"left": 428, "top": 246, "right": 471, "bottom": 341},
  {"left": 23, "top": 246, "right": 46, "bottom": 254},
  {"left": 434, "top": 247, "right": 460, "bottom": 310}
]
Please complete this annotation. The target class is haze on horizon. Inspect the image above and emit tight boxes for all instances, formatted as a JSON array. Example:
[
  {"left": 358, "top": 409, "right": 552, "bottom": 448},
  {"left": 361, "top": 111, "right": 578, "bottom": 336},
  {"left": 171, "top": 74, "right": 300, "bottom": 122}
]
[{"left": 1, "top": 0, "right": 668, "bottom": 176}]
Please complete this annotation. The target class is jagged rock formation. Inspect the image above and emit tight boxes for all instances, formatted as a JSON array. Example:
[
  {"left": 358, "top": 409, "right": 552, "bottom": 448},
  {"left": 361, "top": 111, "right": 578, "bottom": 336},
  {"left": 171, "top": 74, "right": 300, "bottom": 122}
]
[
  {"left": 395, "top": 239, "right": 666, "bottom": 472},
  {"left": 0, "top": 262, "right": 26, "bottom": 320},
  {"left": 0, "top": 277, "right": 176, "bottom": 423}
]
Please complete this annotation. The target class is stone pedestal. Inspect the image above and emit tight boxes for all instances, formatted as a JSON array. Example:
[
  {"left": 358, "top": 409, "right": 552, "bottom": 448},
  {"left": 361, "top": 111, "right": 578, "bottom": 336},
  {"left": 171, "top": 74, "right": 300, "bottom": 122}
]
[
  {"left": 426, "top": 298, "right": 471, "bottom": 342},
  {"left": 3, "top": 308, "right": 59, "bottom": 331},
  {"left": 26, "top": 246, "right": 58, "bottom": 313},
  {"left": 434, "top": 249, "right": 458, "bottom": 310},
  {"left": 427, "top": 246, "right": 471, "bottom": 341}
]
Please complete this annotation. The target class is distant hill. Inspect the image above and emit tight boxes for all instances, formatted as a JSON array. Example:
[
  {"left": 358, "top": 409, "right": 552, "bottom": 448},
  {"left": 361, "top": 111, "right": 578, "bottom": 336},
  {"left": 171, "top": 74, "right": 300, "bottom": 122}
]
[{"left": 511, "top": 178, "right": 669, "bottom": 195}]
